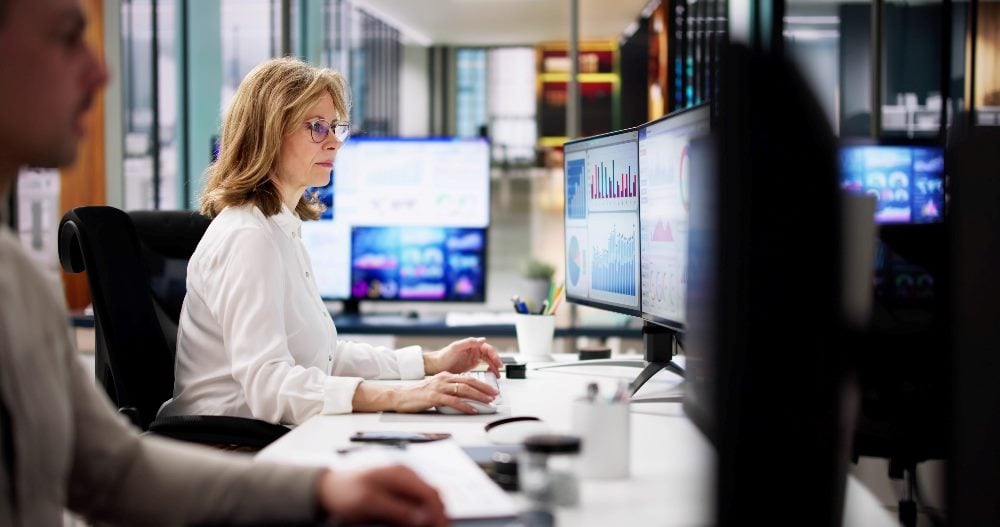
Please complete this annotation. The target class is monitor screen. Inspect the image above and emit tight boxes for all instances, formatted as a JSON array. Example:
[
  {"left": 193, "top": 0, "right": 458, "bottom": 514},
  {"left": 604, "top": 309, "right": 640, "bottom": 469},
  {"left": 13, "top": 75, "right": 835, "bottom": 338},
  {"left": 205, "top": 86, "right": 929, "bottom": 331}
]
[
  {"left": 350, "top": 226, "right": 487, "bottom": 301},
  {"left": 638, "top": 105, "right": 712, "bottom": 330},
  {"left": 563, "top": 128, "right": 641, "bottom": 316},
  {"left": 839, "top": 145, "right": 944, "bottom": 224},
  {"left": 302, "top": 137, "right": 491, "bottom": 300}
]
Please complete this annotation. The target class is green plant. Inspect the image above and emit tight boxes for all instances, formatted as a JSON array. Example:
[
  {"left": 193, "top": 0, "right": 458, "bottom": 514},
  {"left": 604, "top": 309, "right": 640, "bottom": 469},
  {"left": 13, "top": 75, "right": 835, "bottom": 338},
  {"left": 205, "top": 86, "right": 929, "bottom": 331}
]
[{"left": 524, "top": 260, "right": 556, "bottom": 282}]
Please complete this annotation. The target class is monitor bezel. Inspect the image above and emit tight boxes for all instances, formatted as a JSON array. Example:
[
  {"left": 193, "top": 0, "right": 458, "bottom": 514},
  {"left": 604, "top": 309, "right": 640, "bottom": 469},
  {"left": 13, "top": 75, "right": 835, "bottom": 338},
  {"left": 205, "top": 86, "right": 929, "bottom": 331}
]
[
  {"left": 637, "top": 104, "right": 713, "bottom": 332},
  {"left": 563, "top": 127, "right": 642, "bottom": 317}
]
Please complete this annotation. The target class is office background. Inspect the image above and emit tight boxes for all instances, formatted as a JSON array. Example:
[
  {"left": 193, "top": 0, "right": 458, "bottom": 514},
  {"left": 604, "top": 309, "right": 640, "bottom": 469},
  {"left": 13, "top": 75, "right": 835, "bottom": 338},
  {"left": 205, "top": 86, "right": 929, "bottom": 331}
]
[
  {"left": 14, "top": 0, "right": 1000, "bottom": 317},
  {"left": 8, "top": 3, "right": 999, "bottom": 523}
]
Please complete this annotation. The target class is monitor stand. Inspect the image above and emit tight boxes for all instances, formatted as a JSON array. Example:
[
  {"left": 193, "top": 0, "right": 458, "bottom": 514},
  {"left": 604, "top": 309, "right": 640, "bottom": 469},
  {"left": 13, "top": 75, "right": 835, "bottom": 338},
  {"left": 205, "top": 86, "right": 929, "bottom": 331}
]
[
  {"left": 534, "top": 322, "right": 685, "bottom": 401},
  {"left": 340, "top": 298, "right": 361, "bottom": 316}
]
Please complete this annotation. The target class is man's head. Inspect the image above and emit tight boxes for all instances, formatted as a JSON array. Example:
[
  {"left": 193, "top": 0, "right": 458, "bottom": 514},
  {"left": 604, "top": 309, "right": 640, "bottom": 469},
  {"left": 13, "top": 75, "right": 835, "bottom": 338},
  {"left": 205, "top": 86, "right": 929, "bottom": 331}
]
[{"left": 0, "top": 0, "right": 108, "bottom": 172}]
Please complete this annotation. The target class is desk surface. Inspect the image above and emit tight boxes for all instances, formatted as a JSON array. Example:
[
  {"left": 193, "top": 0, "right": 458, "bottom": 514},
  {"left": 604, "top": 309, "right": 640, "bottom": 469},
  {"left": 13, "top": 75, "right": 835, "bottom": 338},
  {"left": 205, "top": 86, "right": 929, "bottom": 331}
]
[{"left": 257, "top": 362, "right": 895, "bottom": 526}]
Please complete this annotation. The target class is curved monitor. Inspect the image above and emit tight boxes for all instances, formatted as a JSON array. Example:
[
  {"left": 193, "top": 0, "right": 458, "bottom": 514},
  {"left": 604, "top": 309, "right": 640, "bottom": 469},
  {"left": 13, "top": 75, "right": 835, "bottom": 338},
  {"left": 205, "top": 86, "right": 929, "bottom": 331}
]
[
  {"left": 563, "top": 128, "right": 641, "bottom": 316},
  {"left": 638, "top": 105, "right": 712, "bottom": 330}
]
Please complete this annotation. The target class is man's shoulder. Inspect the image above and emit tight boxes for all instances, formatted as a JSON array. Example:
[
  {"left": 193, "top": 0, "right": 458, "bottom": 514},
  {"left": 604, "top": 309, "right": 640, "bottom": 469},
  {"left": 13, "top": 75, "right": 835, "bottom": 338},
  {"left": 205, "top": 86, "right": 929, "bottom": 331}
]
[
  {"left": 0, "top": 228, "right": 70, "bottom": 354},
  {"left": 0, "top": 229, "right": 58, "bottom": 300}
]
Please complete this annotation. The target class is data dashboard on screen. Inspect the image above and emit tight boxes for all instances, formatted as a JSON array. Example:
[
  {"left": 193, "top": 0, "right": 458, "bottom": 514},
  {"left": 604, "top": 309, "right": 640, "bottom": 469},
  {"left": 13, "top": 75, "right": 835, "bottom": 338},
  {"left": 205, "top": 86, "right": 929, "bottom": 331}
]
[
  {"left": 638, "top": 105, "right": 711, "bottom": 328},
  {"left": 564, "top": 129, "right": 641, "bottom": 315},
  {"left": 839, "top": 144, "right": 944, "bottom": 224},
  {"left": 302, "top": 137, "right": 490, "bottom": 300}
]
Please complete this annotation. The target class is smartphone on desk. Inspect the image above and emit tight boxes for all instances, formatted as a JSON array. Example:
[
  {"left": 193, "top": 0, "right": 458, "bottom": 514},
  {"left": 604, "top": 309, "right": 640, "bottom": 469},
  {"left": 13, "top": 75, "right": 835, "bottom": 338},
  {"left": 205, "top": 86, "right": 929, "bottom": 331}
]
[{"left": 350, "top": 431, "right": 452, "bottom": 443}]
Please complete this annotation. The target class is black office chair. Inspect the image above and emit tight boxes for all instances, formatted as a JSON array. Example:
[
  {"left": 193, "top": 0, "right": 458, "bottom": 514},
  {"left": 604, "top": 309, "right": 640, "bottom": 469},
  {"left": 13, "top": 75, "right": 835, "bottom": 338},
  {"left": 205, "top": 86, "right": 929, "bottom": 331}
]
[{"left": 59, "top": 206, "right": 289, "bottom": 449}]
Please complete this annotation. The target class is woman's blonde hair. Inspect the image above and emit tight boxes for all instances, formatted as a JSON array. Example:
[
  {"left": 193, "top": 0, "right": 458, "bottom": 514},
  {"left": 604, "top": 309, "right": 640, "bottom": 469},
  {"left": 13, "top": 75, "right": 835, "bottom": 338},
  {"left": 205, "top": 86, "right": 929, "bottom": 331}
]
[{"left": 200, "top": 57, "right": 350, "bottom": 220}]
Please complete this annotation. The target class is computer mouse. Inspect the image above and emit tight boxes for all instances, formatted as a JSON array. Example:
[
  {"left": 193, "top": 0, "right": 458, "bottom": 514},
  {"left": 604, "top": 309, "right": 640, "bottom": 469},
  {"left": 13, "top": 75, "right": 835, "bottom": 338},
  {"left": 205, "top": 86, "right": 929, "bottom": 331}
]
[{"left": 437, "top": 399, "right": 498, "bottom": 415}]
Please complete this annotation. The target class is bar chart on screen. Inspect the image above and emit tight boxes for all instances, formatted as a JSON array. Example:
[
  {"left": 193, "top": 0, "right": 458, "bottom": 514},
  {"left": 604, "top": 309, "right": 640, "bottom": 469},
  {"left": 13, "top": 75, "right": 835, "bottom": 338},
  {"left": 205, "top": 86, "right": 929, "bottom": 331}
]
[
  {"left": 587, "top": 140, "right": 639, "bottom": 213},
  {"left": 566, "top": 158, "right": 588, "bottom": 220},
  {"left": 588, "top": 212, "right": 639, "bottom": 306}
]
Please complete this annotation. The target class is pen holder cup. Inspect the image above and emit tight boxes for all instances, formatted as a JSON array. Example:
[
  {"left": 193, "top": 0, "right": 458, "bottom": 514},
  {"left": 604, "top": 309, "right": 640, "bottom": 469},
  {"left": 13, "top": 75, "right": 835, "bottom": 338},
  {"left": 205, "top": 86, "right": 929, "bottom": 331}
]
[
  {"left": 572, "top": 398, "right": 630, "bottom": 479},
  {"left": 514, "top": 314, "right": 556, "bottom": 362}
]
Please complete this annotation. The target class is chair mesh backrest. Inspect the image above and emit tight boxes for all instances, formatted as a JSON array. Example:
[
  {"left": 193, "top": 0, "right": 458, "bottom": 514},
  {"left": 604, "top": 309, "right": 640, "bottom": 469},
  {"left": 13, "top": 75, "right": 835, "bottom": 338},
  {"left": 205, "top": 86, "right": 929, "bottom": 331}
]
[
  {"left": 58, "top": 207, "right": 209, "bottom": 429},
  {"left": 130, "top": 210, "right": 211, "bottom": 354}
]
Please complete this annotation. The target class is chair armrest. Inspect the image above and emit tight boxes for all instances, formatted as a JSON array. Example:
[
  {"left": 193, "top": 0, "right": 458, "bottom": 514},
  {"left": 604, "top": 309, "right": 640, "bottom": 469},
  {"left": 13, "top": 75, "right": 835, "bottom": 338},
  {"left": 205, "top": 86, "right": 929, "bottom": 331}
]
[{"left": 148, "top": 415, "right": 290, "bottom": 450}]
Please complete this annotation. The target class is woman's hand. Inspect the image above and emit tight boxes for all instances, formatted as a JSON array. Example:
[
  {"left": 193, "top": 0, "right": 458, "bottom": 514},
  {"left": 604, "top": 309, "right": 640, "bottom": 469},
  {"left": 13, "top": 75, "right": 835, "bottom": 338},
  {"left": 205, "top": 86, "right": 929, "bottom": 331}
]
[
  {"left": 423, "top": 337, "right": 502, "bottom": 376},
  {"left": 317, "top": 465, "right": 447, "bottom": 527},
  {"left": 392, "top": 371, "right": 499, "bottom": 414}
]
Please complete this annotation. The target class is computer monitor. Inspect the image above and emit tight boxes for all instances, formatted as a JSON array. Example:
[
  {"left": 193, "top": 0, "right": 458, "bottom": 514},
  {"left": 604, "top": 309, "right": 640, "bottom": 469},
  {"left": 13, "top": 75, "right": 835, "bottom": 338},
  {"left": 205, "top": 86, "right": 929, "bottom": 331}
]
[
  {"left": 301, "top": 137, "right": 491, "bottom": 309},
  {"left": 557, "top": 123, "right": 693, "bottom": 398},
  {"left": 638, "top": 104, "right": 712, "bottom": 330},
  {"left": 349, "top": 226, "right": 486, "bottom": 302},
  {"left": 684, "top": 42, "right": 850, "bottom": 526},
  {"left": 839, "top": 143, "right": 945, "bottom": 224},
  {"left": 563, "top": 128, "right": 640, "bottom": 316}
]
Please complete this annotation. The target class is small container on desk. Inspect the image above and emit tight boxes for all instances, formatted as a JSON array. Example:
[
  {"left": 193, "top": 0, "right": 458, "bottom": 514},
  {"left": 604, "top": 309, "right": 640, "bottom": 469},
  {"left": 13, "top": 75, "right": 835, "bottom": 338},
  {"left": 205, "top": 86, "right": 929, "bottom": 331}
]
[
  {"left": 519, "top": 434, "right": 581, "bottom": 508},
  {"left": 572, "top": 383, "right": 630, "bottom": 479},
  {"left": 514, "top": 314, "right": 556, "bottom": 362}
]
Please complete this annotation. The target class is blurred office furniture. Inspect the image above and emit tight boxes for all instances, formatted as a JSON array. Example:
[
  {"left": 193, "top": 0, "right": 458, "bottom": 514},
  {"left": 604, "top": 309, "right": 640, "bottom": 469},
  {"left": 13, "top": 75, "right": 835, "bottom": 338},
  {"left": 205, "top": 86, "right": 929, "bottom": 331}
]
[
  {"left": 949, "top": 126, "right": 1000, "bottom": 527},
  {"left": 851, "top": 224, "right": 949, "bottom": 527},
  {"left": 975, "top": 106, "right": 1000, "bottom": 125},
  {"left": 58, "top": 206, "right": 288, "bottom": 449},
  {"left": 536, "top": 40, "right": 620, "bottom": 147}
]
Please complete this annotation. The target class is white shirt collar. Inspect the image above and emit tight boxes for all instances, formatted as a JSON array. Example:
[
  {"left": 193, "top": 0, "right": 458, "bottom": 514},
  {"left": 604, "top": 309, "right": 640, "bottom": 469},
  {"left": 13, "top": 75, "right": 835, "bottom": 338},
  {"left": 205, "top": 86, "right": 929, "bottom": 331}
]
[{"left": 271, "top": 202, "right": 303, "bottom": 239}]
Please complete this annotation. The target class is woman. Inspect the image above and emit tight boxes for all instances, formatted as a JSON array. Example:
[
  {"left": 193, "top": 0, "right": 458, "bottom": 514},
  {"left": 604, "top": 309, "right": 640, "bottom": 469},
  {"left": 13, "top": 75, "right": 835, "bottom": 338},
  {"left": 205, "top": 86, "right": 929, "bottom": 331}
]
[{"left": 159, "top": 57, "right": 501, "bottom": 425}]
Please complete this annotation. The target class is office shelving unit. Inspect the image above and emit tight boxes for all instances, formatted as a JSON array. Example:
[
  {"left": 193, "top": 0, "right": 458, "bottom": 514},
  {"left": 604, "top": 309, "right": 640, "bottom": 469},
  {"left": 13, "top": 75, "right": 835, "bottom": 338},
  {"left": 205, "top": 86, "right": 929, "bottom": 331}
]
[{"left": 536, "top": 41, "right": 621, "bottom": 148}]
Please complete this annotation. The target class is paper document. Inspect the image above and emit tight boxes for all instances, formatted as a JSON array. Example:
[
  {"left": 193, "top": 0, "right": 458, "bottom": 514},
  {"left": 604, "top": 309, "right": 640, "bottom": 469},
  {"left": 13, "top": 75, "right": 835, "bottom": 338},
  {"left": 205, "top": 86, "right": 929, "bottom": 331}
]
[{"left": 260, "top": 440, "right": 517, "bottom": 520}]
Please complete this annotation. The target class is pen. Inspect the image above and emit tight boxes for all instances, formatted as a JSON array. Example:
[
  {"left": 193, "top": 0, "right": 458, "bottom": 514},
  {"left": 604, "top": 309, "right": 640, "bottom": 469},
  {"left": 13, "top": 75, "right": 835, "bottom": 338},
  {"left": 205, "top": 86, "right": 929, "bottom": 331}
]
[
  {"left": 611, "top": 381, "right": 629, "bottom": 403},
  {"left": 547, "top": 295, "right": 563, "bottom": 315},
  {"left": 551, "top": 283, "right": 564, "bottom": 303},
  {"left": 538, "top": 299, "right": 549, "bottom": 315},
  {"left": 511, "top": 295, "right": 527, "bottom": 314}
]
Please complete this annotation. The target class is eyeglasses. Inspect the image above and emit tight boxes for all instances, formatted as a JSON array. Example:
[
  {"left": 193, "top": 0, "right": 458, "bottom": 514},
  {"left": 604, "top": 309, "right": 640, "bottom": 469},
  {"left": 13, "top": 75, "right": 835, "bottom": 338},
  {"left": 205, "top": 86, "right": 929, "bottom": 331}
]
[{"left": 304, "top": 118, "right": 351, "bottom": 143}]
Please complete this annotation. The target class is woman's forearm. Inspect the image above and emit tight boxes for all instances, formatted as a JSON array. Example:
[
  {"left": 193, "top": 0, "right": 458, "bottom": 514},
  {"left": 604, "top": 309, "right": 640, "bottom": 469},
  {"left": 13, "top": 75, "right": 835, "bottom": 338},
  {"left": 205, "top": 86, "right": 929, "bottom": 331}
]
[
  {"left": 350, "top": 382, "right": 399, "bottom": 412},
  {"left": 422, "top": 352, "right": 441, "bottom": 375}
]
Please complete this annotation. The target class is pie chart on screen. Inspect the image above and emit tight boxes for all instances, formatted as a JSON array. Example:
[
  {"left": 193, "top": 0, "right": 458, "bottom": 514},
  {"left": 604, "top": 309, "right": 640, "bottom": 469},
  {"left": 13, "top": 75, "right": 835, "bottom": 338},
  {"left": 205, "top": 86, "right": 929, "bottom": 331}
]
[{"left": 569, "top": 236, "right": 582, "bottom": 286}]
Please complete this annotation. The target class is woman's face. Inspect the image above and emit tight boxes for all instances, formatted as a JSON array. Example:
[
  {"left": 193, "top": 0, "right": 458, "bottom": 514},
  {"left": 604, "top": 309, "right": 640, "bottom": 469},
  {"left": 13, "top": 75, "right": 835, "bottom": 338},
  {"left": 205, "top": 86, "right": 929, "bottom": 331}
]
[{"left": 276, "top": 93, "right": 342, "bottom": 192}]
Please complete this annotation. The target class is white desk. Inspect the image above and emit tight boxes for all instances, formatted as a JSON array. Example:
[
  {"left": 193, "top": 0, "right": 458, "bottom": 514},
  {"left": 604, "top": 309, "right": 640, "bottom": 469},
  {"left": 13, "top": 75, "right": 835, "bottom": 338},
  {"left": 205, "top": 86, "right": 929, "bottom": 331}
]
[{"left": 258, "top": 361, "right": 895, "bottom": 526}]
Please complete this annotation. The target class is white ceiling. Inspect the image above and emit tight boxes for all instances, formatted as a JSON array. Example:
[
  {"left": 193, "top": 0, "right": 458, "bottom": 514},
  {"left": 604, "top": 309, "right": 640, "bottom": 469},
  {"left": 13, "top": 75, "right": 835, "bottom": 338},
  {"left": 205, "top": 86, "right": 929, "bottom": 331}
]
[{"left": 352, "top": 0, "right": 653, "bottom": 46}]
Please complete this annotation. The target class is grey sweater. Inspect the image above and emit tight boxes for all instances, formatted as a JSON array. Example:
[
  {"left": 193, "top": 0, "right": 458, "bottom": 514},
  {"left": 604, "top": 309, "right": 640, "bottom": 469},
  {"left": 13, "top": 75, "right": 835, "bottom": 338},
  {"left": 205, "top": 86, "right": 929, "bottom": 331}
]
[{"left": 0, "top": 226, "right": 322, "bottom": 526}]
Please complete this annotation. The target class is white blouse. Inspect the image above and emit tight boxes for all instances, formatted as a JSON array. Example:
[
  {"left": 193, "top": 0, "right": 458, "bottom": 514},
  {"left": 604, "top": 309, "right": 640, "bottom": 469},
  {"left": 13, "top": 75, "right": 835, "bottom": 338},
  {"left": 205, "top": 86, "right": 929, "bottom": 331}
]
[{"left": 158, "top": 204, "right": 425, "bottom": 425}]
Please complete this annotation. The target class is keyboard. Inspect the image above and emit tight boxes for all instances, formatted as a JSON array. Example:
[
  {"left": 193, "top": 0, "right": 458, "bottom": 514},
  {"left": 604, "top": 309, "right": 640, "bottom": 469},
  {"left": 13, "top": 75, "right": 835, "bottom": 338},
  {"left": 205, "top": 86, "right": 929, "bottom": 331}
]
[
  {"left": 309, "top": 440, "right": 517, "bottom": 519},
  {"left": 404, "top": 441, "right": 517, "bottom": 519}
]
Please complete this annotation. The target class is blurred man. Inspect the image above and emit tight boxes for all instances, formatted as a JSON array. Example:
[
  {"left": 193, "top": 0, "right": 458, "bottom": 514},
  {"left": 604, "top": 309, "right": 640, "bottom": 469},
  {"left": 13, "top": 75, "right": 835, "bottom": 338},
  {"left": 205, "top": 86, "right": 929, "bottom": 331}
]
[{"left": 0, "top": 0, "right": 447, "bottom": 525}]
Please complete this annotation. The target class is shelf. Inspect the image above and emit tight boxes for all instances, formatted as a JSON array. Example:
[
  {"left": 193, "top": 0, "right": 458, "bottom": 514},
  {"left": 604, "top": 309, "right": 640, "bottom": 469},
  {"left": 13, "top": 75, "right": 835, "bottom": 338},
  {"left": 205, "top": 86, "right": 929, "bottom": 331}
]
[
  {"left": 538, "top": 73, "right": 621, "bottom": 84},
  {"left": 539, "top": 137, "right": 569, "bottom": 148}
]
